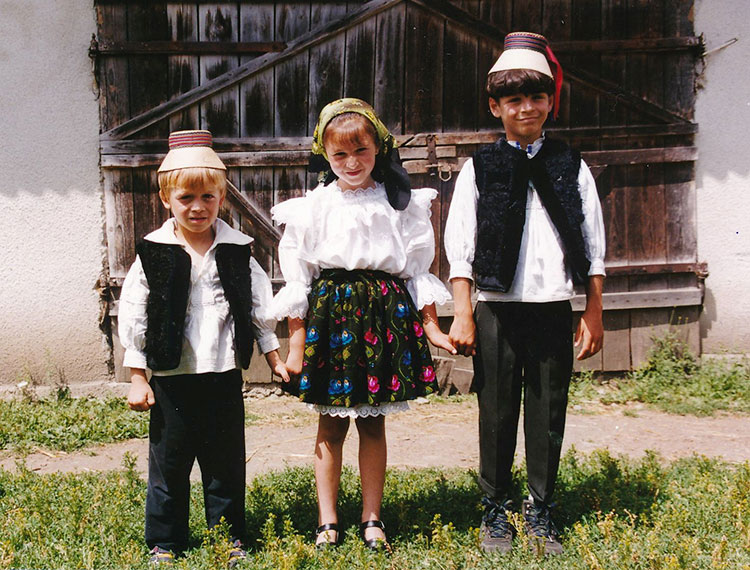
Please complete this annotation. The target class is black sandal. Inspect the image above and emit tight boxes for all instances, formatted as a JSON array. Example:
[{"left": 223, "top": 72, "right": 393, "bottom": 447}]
[
  {"left": 360, "top": 520, "right": 390, "bottom": 552},
  {"left": 315, "top": 523, "right": 340, "bottom": 549}
]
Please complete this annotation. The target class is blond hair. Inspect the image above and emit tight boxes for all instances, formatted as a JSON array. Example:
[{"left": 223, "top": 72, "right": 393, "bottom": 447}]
[{"left": 157, "top": 167, "right": 227, "bottom": 201}]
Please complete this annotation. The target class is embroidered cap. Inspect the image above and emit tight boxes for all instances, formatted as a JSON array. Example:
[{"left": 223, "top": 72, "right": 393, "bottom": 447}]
[
  {"left": 157, "top": 130, "right": 226, "bottom": 173},
  {"left": 488, "top": 31, "right": 564, "bottom": 119}
]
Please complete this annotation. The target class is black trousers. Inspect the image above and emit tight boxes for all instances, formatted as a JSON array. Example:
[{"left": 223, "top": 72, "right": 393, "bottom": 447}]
[
  {"left": 473, "top": 301, "right": 573, "bottom": 505},
  {"left": 146, "top": 369, "right": 246, "bottom": 553}
]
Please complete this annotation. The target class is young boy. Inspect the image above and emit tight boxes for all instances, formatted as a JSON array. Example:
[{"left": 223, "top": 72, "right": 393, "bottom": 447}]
[
  {"left": 444, "top": 32, "right": 606, "bottom": 555},
  {"left": 118, "top": 130, "right": 288, "bottom": 566}
]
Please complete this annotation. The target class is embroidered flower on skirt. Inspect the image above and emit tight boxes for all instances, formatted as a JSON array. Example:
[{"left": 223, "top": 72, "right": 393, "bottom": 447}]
[{"left": 281, "top": 269, "right": 436, "bottom": 408}]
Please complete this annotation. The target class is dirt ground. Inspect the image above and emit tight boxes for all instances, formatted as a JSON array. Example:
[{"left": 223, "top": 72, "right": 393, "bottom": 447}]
[{"left": 2, "top": 394, "right": 748, "bottom": 481}]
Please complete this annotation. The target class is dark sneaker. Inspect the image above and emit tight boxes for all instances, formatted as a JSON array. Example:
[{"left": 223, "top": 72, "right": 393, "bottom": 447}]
[
  {"left": 148, "top": 546, "right": 175, "bottom": 566},
  {"left": 227, "top": 539, "right": 247, "bottom": 568},
  {"left": 479, "top": 496, "right": 515, "bottom": 553},
  {"left": 522, "top": 499, "right": 563, "bottom": 555}
]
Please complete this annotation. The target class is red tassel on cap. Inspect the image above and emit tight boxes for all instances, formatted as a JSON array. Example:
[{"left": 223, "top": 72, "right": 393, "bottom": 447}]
[{"left": 545, "top": 45, "right": 564, "bottom": 120}]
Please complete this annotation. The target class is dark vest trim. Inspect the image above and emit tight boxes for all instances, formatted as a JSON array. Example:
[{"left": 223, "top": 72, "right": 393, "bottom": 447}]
[
  {"left": 215, "top": 243, "right": 256, "bottom": 369},
  {"left": 136, "top": 241, "right": 191, "bottom": 371},
  {"left": 137, "top": 241, "right": 256, "bottom": 371},
  {"left": 472, "top": 138, "right": 590, "bottom": 292}
]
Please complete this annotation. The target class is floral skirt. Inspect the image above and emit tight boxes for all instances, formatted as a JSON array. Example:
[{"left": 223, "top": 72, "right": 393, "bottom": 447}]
[{"left": 285, "top": 269, "right": 437, "bottom": 408}]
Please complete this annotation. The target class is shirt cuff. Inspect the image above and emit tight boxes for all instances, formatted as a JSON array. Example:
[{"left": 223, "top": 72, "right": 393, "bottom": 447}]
[
  {"left": 406, "top": 273, "right": 452, "bottom": 310},
  {"left": 123, "top": 349, "right": 147, "bottom": 370},
  {"left": 448, "top": 260, "right": 474, "bottom": 282},
  {"left": 270, "top": 281, "right": 310, "bottom": 320},
  {"left": 256, "top": 332, "right": 281, "bottom": 354},
  {"left": 588, "top": 259, "right": 606, "bottom": 276}
]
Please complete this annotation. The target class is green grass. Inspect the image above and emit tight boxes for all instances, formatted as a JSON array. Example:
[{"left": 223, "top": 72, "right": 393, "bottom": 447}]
[
  {"left": 0, "top": 390, "right": 149, "bottom": 453},
  {"left": 0, "top": 452, "right": 748, "bottom": 569},
  {"left": 570, "top": 331, "right": 750, "bottom": 415}
]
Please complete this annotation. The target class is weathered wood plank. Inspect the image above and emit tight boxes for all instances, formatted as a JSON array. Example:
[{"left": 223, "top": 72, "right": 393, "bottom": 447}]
[
  {"left": 132, "top": 168, "right": 166, "bottom": 240},
  {"left": 512, "top": 0, "right": 541, "bottom": 31},
  {"left": 665, "top": 162, "right": 697, "bottom": 262},
  {"left": 240, "top": 3, "right": 275, "bottom": 137},
  {"left": 601, "top": 310, "right": 631, "bottom": 371},
  {"left": 443, "top": 17, "right": 478, "bottom": 131},
  {"left": 200, "top": 4, "right": 239, "bottom": 136},
  {"left": 308, "top": 4, "right": 348, "bottom": 133},
  {"left": 275, "top": 3, "right": 310, "bottom": 136},
  {"left": 103, "top": 170, "right": 135, "bottom": 279},
  {"left": 569, "top": 0, "right": 600, "bottom": 133},
  {"left": 96, "top": 4, "right": 130, "bottom": 132},
  {"left": 103, "top": 0, "right": 405, "bottom": 139},
  {"left": 240, "top": 167, "right": 275, "bottom": 273},
  {"left": 127, "top": 3, "right": 170, "bottom": 138},
  {"left": 94, "top": 40, "right": 285, "bottom": 55},
  {"left": 374, "top": 2, "right": 406, "bottom": 132},
  {"left": 98, "top": 125, "right": 698, "bottom": 154},
  {"left": 167, "top": 4, "right": 199, "bottom": 131},
  {"left": 272, "top": 167, "right": 306, "bottom": 279},
  {"left": 344, "top": 17, "right": 377, "bottom": 102},
  {"left": 101, "top": 146, "right": 697, "bottom": 170},
  {"left": 405, "top": 4, "right": 443, "bottom": 132},
  {"left": 569, "top": 287, "right": 702, "bottom": 311}
]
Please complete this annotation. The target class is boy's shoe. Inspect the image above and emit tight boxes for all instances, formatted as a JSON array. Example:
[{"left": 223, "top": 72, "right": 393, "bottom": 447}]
[
  {"left": 149, "top": 546, "right": 175, "bottom": 566},
  {"left": 479, "top": 496, "right": 515, "bottom": 553},
  {"left": 522, "top": 499, "right": 563, "bottom": 555},
  {"left": 227, "top": 539, "right": 247, "bottom": 568}
]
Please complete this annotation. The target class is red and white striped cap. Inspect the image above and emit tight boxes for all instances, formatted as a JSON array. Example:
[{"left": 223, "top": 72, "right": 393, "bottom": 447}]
[
  {"left": 158, "top": 130, "right": 226, "bottom": 173},
  {"left": 488, "top": 32, "right": 564, "bottom": 119}
]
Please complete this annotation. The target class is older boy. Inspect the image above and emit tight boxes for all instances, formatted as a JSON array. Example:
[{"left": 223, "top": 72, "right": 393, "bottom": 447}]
[
  {"left": 444, "top": 32, "right": 606, "bottom": 555},
  {"left": 119, "top": 130, "right": 288, "bottom": 566}
]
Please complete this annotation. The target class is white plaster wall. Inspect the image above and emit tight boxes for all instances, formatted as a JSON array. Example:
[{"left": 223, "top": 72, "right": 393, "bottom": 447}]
[
  {"left": 695, "top": 1, "right": 750, "bottom": 354},
  {"left": 0, "top": 1, "right": 109, "bottom": 383}
]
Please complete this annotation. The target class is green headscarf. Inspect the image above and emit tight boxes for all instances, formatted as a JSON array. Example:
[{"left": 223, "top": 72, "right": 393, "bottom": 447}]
[
  {"left": 309, "top": 98, "right": 411, "bottom": 210},
  {"left": 311, "top": 98, "right": 396, "bottom": 160}
]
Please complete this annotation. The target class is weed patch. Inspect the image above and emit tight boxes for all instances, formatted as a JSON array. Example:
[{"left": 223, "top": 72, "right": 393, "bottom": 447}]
[
  {"left": 0, "top": 393, "right": 148, "bottom": 453},
  {"left": 570, "top": 332, "right": 750, "bottom": 415},
  {"left": 1, "top": 452, "right": 748, "bottom": 568}
]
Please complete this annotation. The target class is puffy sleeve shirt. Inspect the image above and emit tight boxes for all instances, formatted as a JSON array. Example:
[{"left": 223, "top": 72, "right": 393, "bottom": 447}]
[
  {"left": 270, "top": 181, "right": 451, "bottom": 320},
  {"left": 444, "top": 135, "right": 606, "bottom": 303},
  {"left": 118, "top": 218, "right": 280, "bottom": 376}
]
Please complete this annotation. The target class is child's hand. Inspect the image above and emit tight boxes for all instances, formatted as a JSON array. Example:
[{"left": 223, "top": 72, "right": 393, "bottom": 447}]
[
  {"left": 425, "top": 323, "right": 457, "bottom": 354},
  {"left": 448, "top": 314, "right": 476, "bottom": 356},
  {"left": 127, "top": 369, "right": 155, "bottom": 411},
  {"left": 421, "top": 303, "right": 458, "bottom": 355},
  {"left": 264, "top": 350, "right": 290, "bottom": 382},
  {"left": 285, "top": 348, "right": 304, "bottom": 376},
  {"left": 575, "top": 308, "right": 603, "bottom": 360}
]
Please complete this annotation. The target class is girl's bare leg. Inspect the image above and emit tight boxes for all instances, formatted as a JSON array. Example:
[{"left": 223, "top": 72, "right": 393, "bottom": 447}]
[
  {"left": 314, "top": 413, "right": 350, "bottom": 545},
  {"left": 355, "top": 414, "right": 387, "bottom": 542}
]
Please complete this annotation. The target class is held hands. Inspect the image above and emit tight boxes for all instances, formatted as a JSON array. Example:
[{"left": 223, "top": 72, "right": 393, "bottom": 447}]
[
  {"left": 423, "top": 320, "right": 457, "bottom": 354},
  {"left": 264, "top": 349, "right": 290, "bottom": 382},
  {"left": 421, "top": 303, "right": 457, "bottom": 354},
  {"left": 285, "top": 347, "right": 304, "bottom": 376},
  {"left": 448, "top": 314, "right": 476, "bottom": 357},
  {"left": 127, "top": 369, "right": 155, "bottom": 411}
]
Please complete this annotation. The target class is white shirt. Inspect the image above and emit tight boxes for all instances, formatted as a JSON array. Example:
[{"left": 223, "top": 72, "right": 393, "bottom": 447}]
[
  {"left": 444, "top": 135, "right": 606, "bottom": 302},
  {"left": 118, "top": 218, "right": 280, "bottom": 376},
  {"left": 270, "top": 181, "right": 451, "bottom": 320}
]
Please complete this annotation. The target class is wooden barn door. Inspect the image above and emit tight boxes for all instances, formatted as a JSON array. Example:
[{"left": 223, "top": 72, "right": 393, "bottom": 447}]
[{"left": 93, "top": 0, "right": 702, "bottom": 381}]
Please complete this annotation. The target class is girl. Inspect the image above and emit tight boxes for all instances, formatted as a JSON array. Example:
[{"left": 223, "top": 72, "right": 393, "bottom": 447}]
[{"left": 271, "top": 98, "right": 455, "bottom": 550}]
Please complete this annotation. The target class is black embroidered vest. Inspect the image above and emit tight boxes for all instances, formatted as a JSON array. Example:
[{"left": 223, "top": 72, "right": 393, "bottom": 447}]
[
  {"left": 136, "top": 241, "right": 256, "bottom": 371},
  {"left": 472, "top": 138, "right": 590, "bottom": 292}
]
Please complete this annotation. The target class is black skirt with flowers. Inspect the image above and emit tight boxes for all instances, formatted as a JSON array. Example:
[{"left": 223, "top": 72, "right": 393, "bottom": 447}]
[{"left": 285, "top": 269, "right": 437, "bottom": 408}]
